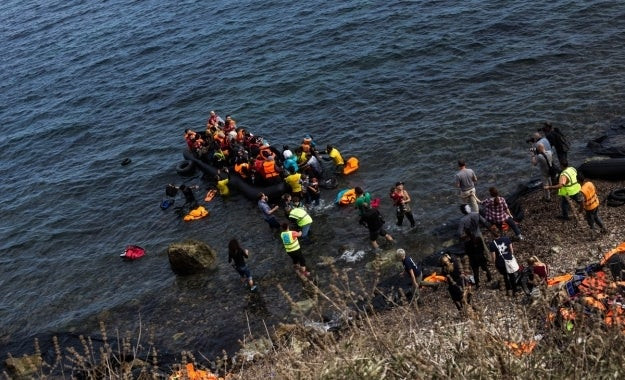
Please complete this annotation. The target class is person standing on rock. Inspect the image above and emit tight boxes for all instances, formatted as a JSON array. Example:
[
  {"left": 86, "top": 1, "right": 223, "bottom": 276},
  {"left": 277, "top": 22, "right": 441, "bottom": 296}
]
[
  {"left": 458, "top": 204, "right": 492, "bottom": 289},
  {"left": 531, "top": 143, "right": 554, "bottom": 201},
  {"left": 578, "top": 173, "right": 608, "bottom": 239},
  {"left": 488, "top": 229, "right": 519, "bottom": 296},
  {"left": 228, "top": 238, "right": 257, "bottom": 291},
  {"left": 542, "top": 122, "right": 570, "bottom": 168},
  {"left": 544, "top": 159, "right": 582, "bottom": 221},
  {"left": 455, "top": 159, "right": 480, "bottom": 213}
]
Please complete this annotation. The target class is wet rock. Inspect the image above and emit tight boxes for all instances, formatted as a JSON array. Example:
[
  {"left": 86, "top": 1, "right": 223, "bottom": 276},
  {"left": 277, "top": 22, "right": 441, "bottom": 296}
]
[
  {"left": 5, "top": 354, "right": 42, "bottom": 378},
  {"left": 167, "top": 240, "right": 217, "bottom": 275}
]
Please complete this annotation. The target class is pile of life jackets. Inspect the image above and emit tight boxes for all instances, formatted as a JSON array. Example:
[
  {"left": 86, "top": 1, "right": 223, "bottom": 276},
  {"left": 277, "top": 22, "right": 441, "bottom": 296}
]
[{"left": 546, "top": 241, "right": 625, "bottom": 332}]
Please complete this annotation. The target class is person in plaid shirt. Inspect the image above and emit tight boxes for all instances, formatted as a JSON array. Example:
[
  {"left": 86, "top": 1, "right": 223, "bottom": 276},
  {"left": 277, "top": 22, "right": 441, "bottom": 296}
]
[{"left": 481, "top": 187, "right": 524, "bottom": 241}]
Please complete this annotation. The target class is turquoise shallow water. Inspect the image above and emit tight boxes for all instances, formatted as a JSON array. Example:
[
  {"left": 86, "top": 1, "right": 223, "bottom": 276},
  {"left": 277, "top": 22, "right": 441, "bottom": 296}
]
[{"left": 1, "top": 0, "right": 624, "bottom": 362}]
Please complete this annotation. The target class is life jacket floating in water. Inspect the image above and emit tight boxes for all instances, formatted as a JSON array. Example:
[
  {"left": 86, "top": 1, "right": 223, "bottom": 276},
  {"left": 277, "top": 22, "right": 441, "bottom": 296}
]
[
  {"left": 183, "top": 206, "right": 209, "bottom": 221},
  {"left": 335, "top": 188, "right": 357, "bottom": 205},
  {"left": 204, "top": 189, "right": 217, "bottom": 202},
  {"left": 121, "top": 245, "right": 145, "bottom": 260},
  {"left": 343, "top": 156, "right": 359, "bottom": 175}
]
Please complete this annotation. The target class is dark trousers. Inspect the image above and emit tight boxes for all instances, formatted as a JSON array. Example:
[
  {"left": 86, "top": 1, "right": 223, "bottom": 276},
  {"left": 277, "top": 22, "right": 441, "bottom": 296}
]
[
  {"left": 496, "top": 265, "right": 518, "bottom": 293},
  {"left": 585, "top": 208, "right": 605, "bottom": 230},
  {"left": 465, "top": 238, "right": 492, "bottom": 288},
  {"left": 396, "top": 207, "right": 416, "bottom": 227}
]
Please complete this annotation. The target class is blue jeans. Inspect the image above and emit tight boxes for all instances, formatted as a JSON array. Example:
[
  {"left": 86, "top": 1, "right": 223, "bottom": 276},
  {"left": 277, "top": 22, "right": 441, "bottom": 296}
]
[
  {"left": 585, "top": 208, "right": 605, "bottom": 230},
  {"left": 300, "top": 223, "right": 311, "bottom": 239},
  {"left": 560, "top": 192, "right": 582, "bottom": 218},
  {"left": 497, "top": 217, "right": 521, "bottom": 237}
]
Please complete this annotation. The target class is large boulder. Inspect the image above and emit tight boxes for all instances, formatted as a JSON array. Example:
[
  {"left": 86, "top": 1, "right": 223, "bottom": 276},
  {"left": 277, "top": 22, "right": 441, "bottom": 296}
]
[{"left": 167, "top": 240, "right": 217, "bottom": 275}]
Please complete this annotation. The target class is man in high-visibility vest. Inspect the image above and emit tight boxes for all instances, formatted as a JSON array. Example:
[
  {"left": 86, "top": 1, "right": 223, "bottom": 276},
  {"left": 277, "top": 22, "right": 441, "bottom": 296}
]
[
  {"left": 280, "top": 222, "right": 310, "bottom": 277},
  {"left": 578, "top": 172, "right": 608, "bottom": 238},
  {"left": 545, "top": 159, "right": 582, "bottom": 221},
  {"left": 288, "top": 197, "right": 313, "bottom": 243}
]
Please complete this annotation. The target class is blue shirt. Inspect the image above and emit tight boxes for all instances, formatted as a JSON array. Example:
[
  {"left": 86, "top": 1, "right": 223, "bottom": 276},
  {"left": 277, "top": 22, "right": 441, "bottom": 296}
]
[{"left": 402, "top": 256, "right": 421, "bottom": 276}]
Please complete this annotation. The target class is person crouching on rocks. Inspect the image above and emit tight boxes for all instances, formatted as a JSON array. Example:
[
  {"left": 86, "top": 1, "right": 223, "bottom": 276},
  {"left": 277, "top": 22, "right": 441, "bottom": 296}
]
[
  {"left": 440, "top": 253, "right": 472, "bottom": 314},
  {"left": 396, "top": 248, "right": 422, "bottom": 301}
]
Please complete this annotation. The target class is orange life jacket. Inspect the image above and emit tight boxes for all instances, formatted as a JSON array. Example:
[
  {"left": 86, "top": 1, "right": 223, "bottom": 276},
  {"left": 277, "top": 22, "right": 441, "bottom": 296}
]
[
  {"left": 581, "top": 182, "right": 600, "bottom": 211},
  {"left": 599, "top": 241, "right": 625, "bottom": 266},
  {"left": 262, "top": 160, "right": 279, "bottom": 179},
  {"left": 301, "top": 138, "right": 312, "bottom": 153},
  {"left": 183, "top": 206, "right": 209, "bottom": 222},
  {"left": 234, "top": 162, "right": 249, "bottom": 178},
  {"left": 547, "top": 274, "right": 573, "bottom": 287},
  {"left": 258, "top": 145, "right": 274, "bottom": 160},
  {"left": 578, "top": 271, "right": 609, "bottom": 296},
  {"left": 339, "top": 188, "right": 357, "bottom": 205},
  {"left": 343, "top": 156, "right": 359, "bottom": 175},
  {"left": 423, "top": 272, "right": 447, "bottom": 284},
  {"left": 504, "top": 340, "right": 537, "bottom": 357}
]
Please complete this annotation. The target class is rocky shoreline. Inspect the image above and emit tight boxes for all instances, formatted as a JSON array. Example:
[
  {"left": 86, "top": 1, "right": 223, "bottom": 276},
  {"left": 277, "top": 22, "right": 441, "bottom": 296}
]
[{"left": 230, "top": 177, "right": 625, "bottom": 378}]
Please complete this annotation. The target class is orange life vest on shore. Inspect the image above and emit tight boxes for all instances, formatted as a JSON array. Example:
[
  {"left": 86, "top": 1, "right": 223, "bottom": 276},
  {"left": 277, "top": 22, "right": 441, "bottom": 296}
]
[{"left": 599, "top": 241, "right": 625, "bottom": 266}]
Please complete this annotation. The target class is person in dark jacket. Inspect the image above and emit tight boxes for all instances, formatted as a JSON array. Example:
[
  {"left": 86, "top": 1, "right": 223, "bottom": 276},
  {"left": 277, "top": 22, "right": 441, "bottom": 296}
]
[
  {"left": 542, "top": 122, "right": 569, "bottom": 167},
  {"left": 440, "top": 253, "right": 471, "bottom": 313},
  {"left": 359, "top": 203, "right": 394, "bottom": 250},
  {"left": 228, "top": 238, "right": 257, "bottom": 291}
]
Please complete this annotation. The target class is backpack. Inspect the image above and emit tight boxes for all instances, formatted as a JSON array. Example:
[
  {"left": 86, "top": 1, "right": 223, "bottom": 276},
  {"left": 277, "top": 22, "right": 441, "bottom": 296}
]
[
  {"left": 540, "top": 153, "right": 559, "bottom": 182},
  {"left": 553, "top": 128, "right": 570, "bottom": 152}
]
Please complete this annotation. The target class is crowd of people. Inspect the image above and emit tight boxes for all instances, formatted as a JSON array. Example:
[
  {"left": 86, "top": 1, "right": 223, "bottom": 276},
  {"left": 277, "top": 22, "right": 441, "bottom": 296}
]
[
  {"left": 181, "top": 114, "right": 608, "bottom": 316},
  {"left": 435, "top": 122, "right": 610, "bottom": 314}
]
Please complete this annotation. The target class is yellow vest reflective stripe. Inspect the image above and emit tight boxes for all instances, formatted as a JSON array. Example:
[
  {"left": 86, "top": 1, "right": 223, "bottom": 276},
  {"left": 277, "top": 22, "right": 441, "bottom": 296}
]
[
  {"left": 281, "top": 231, "right": 300, "bottom": 252},
  {"left": 581, "top": 182, "right": 599, "bottom": 210},
  {"left": 558, "top": 167, "right": 581, "bottom": 196},
  {"left": 289, "top": 207, "right": 312, "bottom": 227}
]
